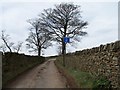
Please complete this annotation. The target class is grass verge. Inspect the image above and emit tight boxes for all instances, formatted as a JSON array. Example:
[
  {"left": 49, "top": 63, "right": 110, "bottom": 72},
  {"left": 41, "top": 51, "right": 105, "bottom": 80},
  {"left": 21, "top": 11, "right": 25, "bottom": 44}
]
[
  {"left": 55, "top": 62, "right": 78, "bottom": 88},
  {"left": 55, "top": 60, "right": 111, "bottom": 89}
]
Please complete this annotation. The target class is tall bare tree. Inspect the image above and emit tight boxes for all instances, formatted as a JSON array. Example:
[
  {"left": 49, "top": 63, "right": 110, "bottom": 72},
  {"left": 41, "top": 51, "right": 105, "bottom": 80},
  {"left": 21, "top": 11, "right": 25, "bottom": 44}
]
[
  {"left": 26, "top": 19, "right": 52, "bottom": 56},
  {"left": 0, "top": 30, "right": 23, "bottom": 53},
  {"left": 1, "top": 30, "right": 14, "bottom": 52},
  {"left": 0, "top": 44, "right": 7, "bottom": 53},
  {"left": 57, "top": 45, "right": 62, "bottom": 55},
  {"left": 13, "top": 41, "right": 23, "bottom": 53},
  {"left": 39, "top": 3, "right": 88, "bottom": 55}
]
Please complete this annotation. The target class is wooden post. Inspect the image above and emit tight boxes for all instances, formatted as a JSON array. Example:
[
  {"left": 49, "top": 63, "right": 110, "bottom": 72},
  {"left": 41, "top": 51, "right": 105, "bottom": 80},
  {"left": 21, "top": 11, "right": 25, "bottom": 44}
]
[
  {"left": 0, "top": 52, "right": 2, "bottom": 89},
  {"left": 63, "top": 50, "right": 65, "bottom": 67},
  {"left": 63, "top": 43, "right": 66, "bottom": 67}
]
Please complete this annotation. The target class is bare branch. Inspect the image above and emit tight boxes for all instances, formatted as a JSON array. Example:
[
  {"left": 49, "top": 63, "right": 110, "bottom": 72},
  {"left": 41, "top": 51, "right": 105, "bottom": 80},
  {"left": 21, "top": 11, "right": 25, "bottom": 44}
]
[
  {"left": 26, "top": 19, "right": 53, "bottom": 56},
  {"left": 1, "top": 30, "right": 13, "bottom": 52},
  {"left": 13, "top": 41, "right": 23, "bottom": 53},
  {"left": 38, "top": 3, "right": 88, "bottom": 54}
]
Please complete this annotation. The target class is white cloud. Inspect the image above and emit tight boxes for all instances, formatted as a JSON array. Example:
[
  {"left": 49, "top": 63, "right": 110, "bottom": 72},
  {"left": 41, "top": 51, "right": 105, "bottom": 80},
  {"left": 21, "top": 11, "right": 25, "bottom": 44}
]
[
  {"left": 0, "top": 0, "right": 119, "bottom": 2},
  {"left": 0, "top": 2, "right": 118, "bottom": 56}
]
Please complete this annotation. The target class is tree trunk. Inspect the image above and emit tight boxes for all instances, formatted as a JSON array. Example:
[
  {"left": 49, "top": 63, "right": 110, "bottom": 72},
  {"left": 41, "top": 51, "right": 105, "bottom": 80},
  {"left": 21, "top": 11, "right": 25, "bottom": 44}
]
[
  {"left": 35, "top": 24, "right": 41, "bottom": 56},
  {"left": 8, "top": 46, "right": 12, "bottom": 53},
  {"left": 38, "top": 46, "right": 41, "bottom": 56},
  {"left": 3, "top": 39, "right": 12, "bottom": 52},
  {"left": 62, "top": 41, "right": 66, "bottom": 55},
  {"left": 62, "top": 21, "right": 67, "bottom": 67},
  {"left": 62, "top": 33, "right": 66, "bottom": 67}
]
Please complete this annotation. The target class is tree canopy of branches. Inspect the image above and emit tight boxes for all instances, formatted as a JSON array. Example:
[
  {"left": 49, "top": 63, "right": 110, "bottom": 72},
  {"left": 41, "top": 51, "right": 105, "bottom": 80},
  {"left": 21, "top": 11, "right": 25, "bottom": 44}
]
[
  {"left": 13, "top": 41, "right": 23, "bottom": 53},
  {"left": 38, "top": 3, "right": 88, "bottom": 55},
  {"left": 1, "top": 30, "right": 14, "bottom": 52},
  {"left": 0, "top": 30, "right": 23, "bottom": 53},
  {"left": 26, "top": 19, "right": 52, "bottom": 56}
]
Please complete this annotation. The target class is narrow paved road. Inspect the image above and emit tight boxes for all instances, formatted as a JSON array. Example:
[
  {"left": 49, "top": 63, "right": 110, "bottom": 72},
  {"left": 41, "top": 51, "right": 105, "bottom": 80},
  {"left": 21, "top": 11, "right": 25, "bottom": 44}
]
[{"left": 5, "top": 59, "right": 67, "bottom": 88}]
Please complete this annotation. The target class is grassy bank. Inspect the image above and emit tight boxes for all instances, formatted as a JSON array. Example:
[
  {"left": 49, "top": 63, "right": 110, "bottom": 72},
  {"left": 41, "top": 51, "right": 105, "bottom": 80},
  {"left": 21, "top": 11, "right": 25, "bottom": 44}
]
[
  {"left": 55, "top": 58, "right": 111, "bottom": 89},
  {"left": 55, "top": 62, "right": 78, "bottom": 88},
  {"left": 2, "top": 52, "right": 45, "bottom": 87}
]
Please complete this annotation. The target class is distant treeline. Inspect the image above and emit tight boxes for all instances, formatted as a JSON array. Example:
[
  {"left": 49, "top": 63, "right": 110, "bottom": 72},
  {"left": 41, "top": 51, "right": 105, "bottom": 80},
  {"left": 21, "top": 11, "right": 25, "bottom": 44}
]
[{"left": 2, "top": 52, "right": 45, "bottom": 87}]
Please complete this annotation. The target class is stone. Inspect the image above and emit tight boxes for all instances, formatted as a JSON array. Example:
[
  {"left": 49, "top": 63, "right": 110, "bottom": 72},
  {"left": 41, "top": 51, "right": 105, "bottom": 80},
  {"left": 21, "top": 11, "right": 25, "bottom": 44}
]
[
  {"left": 113, "top": 57, "right": 118, "bottom": 61},
  {"left": 61, "top": 41, "right": 120, "bottom": 88}
]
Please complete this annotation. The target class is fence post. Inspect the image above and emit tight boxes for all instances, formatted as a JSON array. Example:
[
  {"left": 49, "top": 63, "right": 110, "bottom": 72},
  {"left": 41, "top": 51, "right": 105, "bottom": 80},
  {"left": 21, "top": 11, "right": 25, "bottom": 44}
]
[{"left": 0, "top": 52, "right": 2, "bottom": 89}]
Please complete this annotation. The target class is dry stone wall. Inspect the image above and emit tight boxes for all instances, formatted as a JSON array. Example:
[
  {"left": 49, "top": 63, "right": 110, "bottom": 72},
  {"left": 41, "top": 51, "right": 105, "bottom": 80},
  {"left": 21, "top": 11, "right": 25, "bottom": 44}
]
[{"left": 65, "top": 40, "right": 120, "bottom": 88}]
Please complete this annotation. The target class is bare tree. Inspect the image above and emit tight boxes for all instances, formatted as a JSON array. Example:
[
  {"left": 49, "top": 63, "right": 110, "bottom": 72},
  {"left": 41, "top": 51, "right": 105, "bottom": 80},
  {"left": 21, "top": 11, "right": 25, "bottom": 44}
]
[
  {"left": 0, "top": 30, "right": 23, "bottom": 53},
  {"left": 13, "top": 41, "right": 23, "bottom": 53},
  {"left": 39, "top": 3, "right": 88, "bottom": 55},
  {"left": 0, "top": 44, "right": 7, "bottom": 53},
  {"left": 57, "top": 45, "right": 62, "bottom": 55},
  {"left": 1, "top": 30, "right": 14, "bottom": 52},
  {"left": 26, "top": 19, "right": 52, "bottom": 56}
]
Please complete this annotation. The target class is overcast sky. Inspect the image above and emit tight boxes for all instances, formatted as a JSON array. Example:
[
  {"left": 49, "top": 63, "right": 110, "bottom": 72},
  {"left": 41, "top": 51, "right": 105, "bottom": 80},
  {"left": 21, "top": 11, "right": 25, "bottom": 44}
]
[{"left": 0, "top": 0, "right": 118, "bottom": 56}]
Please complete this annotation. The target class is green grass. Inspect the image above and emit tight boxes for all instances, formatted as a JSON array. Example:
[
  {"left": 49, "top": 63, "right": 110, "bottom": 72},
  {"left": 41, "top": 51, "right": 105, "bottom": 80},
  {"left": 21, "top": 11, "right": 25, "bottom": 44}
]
[
  {"left": 66, "top": 67, "right": 111, "bottom": 89},
  {"left": 55, "top": 58, "right": 111, "bottom": 89},
  {"left": 65, "top": 67, "right": 111, "bottom": 89},
  {"left": 66, "top": 67, "right": 94, "bottom": 88}
]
